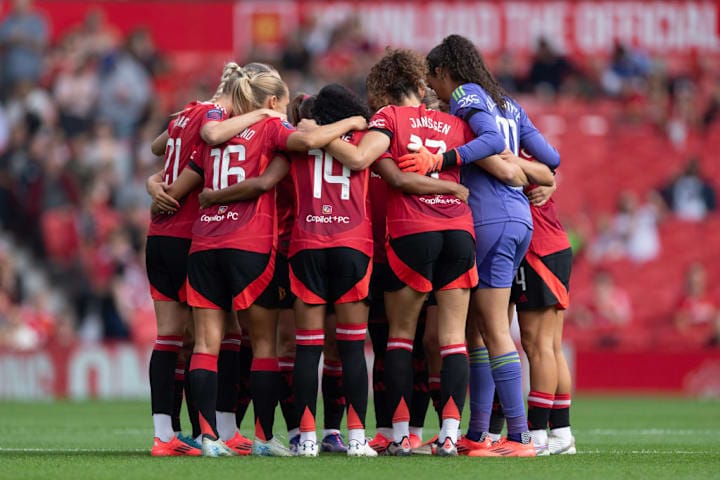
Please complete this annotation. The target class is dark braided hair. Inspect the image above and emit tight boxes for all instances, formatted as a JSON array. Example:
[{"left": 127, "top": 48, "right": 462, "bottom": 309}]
[
  {"left": 427, "top": 34, "right": 509, "bottom": 112},
  {"left": 311, "top": 83, "right": 370, "bottom": 125},
  {"left": 366, "top": 48, "right": 426, "bottom": 109}
]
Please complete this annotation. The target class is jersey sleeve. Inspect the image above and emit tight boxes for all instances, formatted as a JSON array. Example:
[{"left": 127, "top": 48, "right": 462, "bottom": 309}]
[
  {"left": 517, "top": 108, "right": 560, "bottom": 170},
  {"left": 368, "top": 107, "right": 395, "bottom": 140},
  {"left": 200, "top": 105, "right": 226, "bottom": 129},
  {"left": 268, "top": 118, "right": 296, "bottom": 150},
  {"left": 449, "top": 84, "right": 507, "bottom": 165}
]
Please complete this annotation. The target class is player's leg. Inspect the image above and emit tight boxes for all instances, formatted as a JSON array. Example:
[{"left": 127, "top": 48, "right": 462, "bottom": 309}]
[
  {"left": 186, "top": 249, "right": 235, "bottom": 456},
  {"left": 146, "top": 236, "right": 200, "bottom": 455},
  {"left": 288, "top": 249, "right": 331, "bottom": 456},
  {"left": 469, "top": 222, "right": 534, "bottom": 458},
  {"left": 383, "top": 232, "right": 441, "bottom": 455},
  {"left": 277, "top": 308, "right": 298, "bottom": 449},
  {"left": 433, "top": 288, "right": 470, "bottom": 456},
  {"left": 409, "top": 311, "right": 430, "bottom": 452},
  {"left": 292, "top": 300, "right": 325, "bottom": 456},
  {"left": 519, "top": 307, "right": 557, "bottom": 456},
  {"left": 234, "top": 315, "right": 252, "bottom": 430},
  {"left": 367, "top": 262, "right": 392, "bottom": 452},
  {"left": 384, "top": 285, "right": 425, "bottom": 455},
  {"left": 215, "top": 313, "right": 251, "bottom": 454},
  {"left": 432, "top": 230, "right": 476, "bottom": 456},
  {"left": 422, "top": 306, "right": 441, "bottom": 429},
  {"left": 331, "top": 247, "right": 375, "bottom": 457},
  {"left": 549, "top": 310, "right": 576, "bottom": 454},
  {"left": 275, "top": 252, "right": 298, "bottom": 448},
  {"left": 321, "top": 314, "right": 348, "bottom": 453}
]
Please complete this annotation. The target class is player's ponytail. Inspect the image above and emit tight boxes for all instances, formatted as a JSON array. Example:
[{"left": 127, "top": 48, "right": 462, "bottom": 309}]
[
  {"left": 231, "top": 71, "right": 288, "bottom": 114},
  {"left": 427, "top": 34, "right": 509, "bottom": 112},
  {"left": 211, "top": 61, "right": 243, "bottom": 102}
]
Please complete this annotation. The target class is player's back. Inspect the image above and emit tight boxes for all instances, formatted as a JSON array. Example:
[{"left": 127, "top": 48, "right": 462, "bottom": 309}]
[
  {"left": 191, "top": 116, "right": 292, "bottom": 253},
  {"left": 370, "top": 104, "right": 473, "bottom": 238},
  {"left": 289, "top": 130, "right": 371, "bottom": 256},
  {"left": 148, "top": 102, "right": 222, "bottom": 238}
]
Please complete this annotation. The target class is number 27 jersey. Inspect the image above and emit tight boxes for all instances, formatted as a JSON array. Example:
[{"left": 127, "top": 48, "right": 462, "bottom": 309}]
[
  {"left": 369, "top": 104, "right": 475, "bottom": 239},
  {"left": 288, "top": 130, "right": 372, "bottom": 257}
]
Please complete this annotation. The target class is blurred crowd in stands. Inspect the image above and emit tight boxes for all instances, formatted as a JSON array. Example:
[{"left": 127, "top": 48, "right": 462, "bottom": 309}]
[{"left": 0, "top": 0, "right": 718, "bottom": 350}]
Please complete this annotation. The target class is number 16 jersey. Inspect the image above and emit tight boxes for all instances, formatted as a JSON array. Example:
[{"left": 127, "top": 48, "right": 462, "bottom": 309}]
[
  {"left": 288, "top": 130, "right": 372, "bottom": 258},
  {"left": 189, "top": 116, "right": 294, "bottom": 254}
]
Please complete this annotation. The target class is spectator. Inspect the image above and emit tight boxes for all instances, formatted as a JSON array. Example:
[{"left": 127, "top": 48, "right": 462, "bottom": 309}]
[
  {"left": 672, "top": 263, "right": 720, "bottom": 347},
  {"left": 601, "top": 42, "right": 651, "bottom": 97},
  {"left": 613, "top": 190, "right": 663, "bottom": 263},
  {"left": 569, "top": 270, "right": 633, "bottom": 347},
  {"left": 660, "top": 157, "right": 717, "bottom": 221},
  {"left": 0, "top": 0, "right": 49, "bottom": 92},
  {"left": 527, "top": 37, "right": 573, "bottom": 94},
  {"left": 97, "top": 49, "right": 152, "bottom": 137}
]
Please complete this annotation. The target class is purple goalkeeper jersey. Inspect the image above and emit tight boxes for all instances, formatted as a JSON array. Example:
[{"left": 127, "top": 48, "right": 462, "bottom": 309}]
[{"left": 449, "top": 82, "right": 560, "bottom": 228}]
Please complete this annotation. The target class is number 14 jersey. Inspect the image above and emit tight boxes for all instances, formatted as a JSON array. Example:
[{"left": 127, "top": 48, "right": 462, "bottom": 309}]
[{"left": 288, "top": 130, "right": 372, "bottom": 258}]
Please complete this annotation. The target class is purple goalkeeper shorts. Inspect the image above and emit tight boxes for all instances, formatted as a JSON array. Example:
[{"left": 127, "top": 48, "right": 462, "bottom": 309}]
[{"left": 474, "top": 221, "right": 532, "bottom": 289}]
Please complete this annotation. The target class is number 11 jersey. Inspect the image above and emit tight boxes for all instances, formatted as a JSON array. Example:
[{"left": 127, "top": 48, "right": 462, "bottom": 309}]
[{"left": 288, "top": 130, "right": 372, "bottom": 257}]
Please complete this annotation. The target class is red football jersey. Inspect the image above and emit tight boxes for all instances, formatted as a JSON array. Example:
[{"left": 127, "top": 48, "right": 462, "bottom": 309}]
[
  {"left": 276, "top": 174, "right": 295, "bottom": 257},
  {"left": 148, "top": 102, "right": 227, "bottom": 238},
  {"left": 368, "top": 168, "right": 388, "bottom": 264},
  {"left": 369, "top": 104, "right": 474, "bottom": 239},
  {"left": 189, "top": 117, "right": 294, "bottom": 253},
  {"left": 288, "top": 131, "right": 372, "bottom": 257},
  {"left": 520, "top": 151, "right": 571, "bottom": 257}
]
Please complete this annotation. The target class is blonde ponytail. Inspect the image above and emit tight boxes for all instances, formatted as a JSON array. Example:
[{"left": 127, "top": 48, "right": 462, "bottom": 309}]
[{"left": 211, "top": 61, "right": 242, "bottom": 102}]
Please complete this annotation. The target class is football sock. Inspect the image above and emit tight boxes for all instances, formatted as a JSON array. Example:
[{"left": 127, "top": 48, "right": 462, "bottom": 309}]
[
  {"left": 294, "top": 329, "right": 324, "bottom": 440},
  {"left": 368, "top": 320, "right": 391, "bottom": 430},
  {"left": 322, "top": 359, "right": 345, "bottom": 431},
  {"left": 217, "top": 335, "right": 242, "bottom": 441},
  {"left": 216, "top": 411, "right": 236, "bottom": 441},
  {"left": 428, "top": 375, "right": 441, "bottom": 427},
  {"left": 527, "top": 390, "right": 554, "bottom": 431},
  {"left": 337, "top": 323, "right": 369, "bottom": 437},
  {"left": 490, "top": 351, "right": 527, "bottom": 443},
  {"left": 171, "top": 359, "right": 185, "bottom": 433},
  {"left": 489, "top": 392, "right": 505, "bottom": 436},
  {"left": 235, "top": 337, "right": 253, "bottom": 428},
  {"left": 386, "top": 337, "right": 413, "bottom": 443},
  {"left": 152, "top": 414, "right": 174, "bottom": 443},
  {"left": 279, "top": 356, "right": 298, "bottom": 433},
  {"left": 467, "top": 346, "right": 493, "bottom": 441},
  {"left": 550, "top": 393, "right": 572, "bottom": 429},
  {"left": 150, "top": 335, "right": 182, "bottom": 441},
  {"left": 410, "top": 330, "right": 429, "bottom": 430},
  {"left": 188, "top": 353, "right": 219, "bottom": 439},
  {"left": 439, "top": 345, "right": 468, "bottom": 444},
  {"left": 184, "top": 354, "right": 201, "bottom": 439},
  {"left": 251, "top": 357, "right": 281, "bottom": 441}
]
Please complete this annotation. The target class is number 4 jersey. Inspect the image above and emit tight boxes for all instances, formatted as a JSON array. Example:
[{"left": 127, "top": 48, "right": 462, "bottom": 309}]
[
  {"left": 369, "top": 104, "right": 475, "bottom": 240},
  {"left": 148, "top": 101, "right": 227, "bottom": 239},
  {"left": 288, "top": 130, "right": 372, "bottom": 258},
  {"left": 188, "top": 116, "right": 295, "bottom": 254}
]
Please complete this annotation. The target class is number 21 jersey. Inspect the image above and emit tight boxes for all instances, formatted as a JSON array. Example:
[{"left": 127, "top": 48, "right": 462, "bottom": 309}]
[{"left": 148, "top": 102, "right": 226, "bottom": 238}]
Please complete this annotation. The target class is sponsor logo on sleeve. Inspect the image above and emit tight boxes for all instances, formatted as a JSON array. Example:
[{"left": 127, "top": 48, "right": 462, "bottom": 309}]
[
  {"left": 206, "top": 108, "right": 223, "bottom": 121},
  {"left": 369, "top": 118, "right": 386, "bottom": 129}
]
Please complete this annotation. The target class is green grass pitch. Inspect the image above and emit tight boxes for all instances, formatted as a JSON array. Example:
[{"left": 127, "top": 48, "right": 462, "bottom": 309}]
[{"left": 1, "top": 396, "right": 718, "bottom": 479}]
